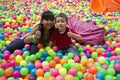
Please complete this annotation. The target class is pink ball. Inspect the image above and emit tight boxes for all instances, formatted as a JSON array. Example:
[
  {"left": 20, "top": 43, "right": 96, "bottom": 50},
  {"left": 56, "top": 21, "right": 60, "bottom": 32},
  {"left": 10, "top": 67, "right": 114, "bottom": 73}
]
[
  {"left": 71, "top": 40, "right": 76, "bottom": 44},
  {"left": 9, "top": 60, "right": 17, "bottom": 67},
  {"left": 117, "top": 56, "right": 120, "bottom": 60},
  {"left": 12, "top": 70, "right": 20, "bottom": 78},
  {"left": 24, "top": 44, "right": 31, "bottom": 50},
  {"left": 34, "top": 62, "right": 42, "bottom": 69},
  {"left": 101, "top": 52, "right": 106, "bottom": 57},
  {"left": 102, "top": 65, "right": 108, "bottom": 70},
  {"left": 52, "top": 46, "right": 58, "bottom": 52},
  {"left": 111, "top": 56, "right": 117, "bottom": 60},
  {"left": 51, "top": 68, "right": 59, "bottom": 77},
  {"left": 43, "top": 66, "right": 50, "bottom": 72},
  {"left": 14, "top": 50, "right": 23, "bottom": 55},
  {"left": 111, "top": 51, "right": 116, "bottom": 56},
  {"left": 3, "top": 52, "right": 10, "bottom": 60},
  {"left": 68, "top": 68, "right": 77, "bottom": 76},
  {"left": 114, "top": 63, "right": 120, "bottom": 71},
  {"left": 1, "top": 62, "right": 9, "bottom": 69},
  {"left": 56, "top": 75, "right": 64, "bottom": 80},
  {"left": 74, "top": 56, "right": 80, "bottom": 62}
]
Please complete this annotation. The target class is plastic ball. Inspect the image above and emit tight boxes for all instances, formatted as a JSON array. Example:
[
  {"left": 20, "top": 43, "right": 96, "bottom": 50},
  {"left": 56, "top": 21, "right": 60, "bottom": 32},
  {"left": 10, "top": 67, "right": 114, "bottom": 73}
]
[
  {"left": 68, "top": 52, "right": 74, "bottom": 59},
  {"left": 0, "top": 68, "right": 4, "bottom": 76},
  {"left": 42, "top": 51, "right": 48, "bottom": 58},
  {"left": 114, "top": 63, "right": 120, "bottom": 71},
  {"left": 29, "top": 76, "right": 36, "bottom": 80},
  {"left": 9, "top": 60, "right": 17, "bottom": 67},
  {"left": 24, "top": 44, "right": 31, "bottom": 50},
  {"left": 59, "top": 68, "right": 67, "bottom": 76},
  {"left": 91, "top": 52, "right": 98, "bottom": 59},
  {"left": 1, "top": 62, "right": 9, "bottom": 69},
  {"left": 44, "top": 72, "right": 51, "bottom": 78},
  {"left": 49, "top": 60, "right": 56, "bottom": 68},
  {"left": 68, "top": 68, "right": 77, "bottom": 76},
  {"left": 52, "top": 46, "right": 58, "bottom": 52},
  {"left": 53, "top": 56, "right": 60, "bottom": 63},
  {"left": 43, "top": 65, "right": 50, "bottom": 72},
  {"left": 107, "top": 68, "right": 116, "bottom": 76},
  {"left": 96, "top": 72, "right": 105, "bottom": 80},
  {"left": 36, "top": 69, "right": 44, "bottom": 76},
  {"left": 20, "top": 60, "right": 27, "bottom": 66},
  {"left": 23, "top": 51, "right": 30, "bottom": 57},
  {"left": 46, "top": 56, "right": 52, "bottom": 62},
  {"left": 57, "top": 52, "right": 63, "bottom": 58},
  {"left": 85, "top": 73, "right": 94, "bottom": 80},
  {"left": 12, "top": 70, "right": 20, "bottom": 78},
  {"left": 65, "top": 74, "right": 74, "bottom": 80},
  {"left": 7, "top": 77, "right": 14, "bottom": 80},
  {"left": 98, "top": 56, "right": 106, "bottom": 64},
  {"left": 4, "top": 68, "right": 13, "bottom": 77},
  {"left": 37, "top": 43, "right": 43, "bottom": 49},
  {"left": 56, "top": 75, "right": 64, "bottom": 80},
  {"left": 115, "top": 48, "right": 120, "bottom": 55},
  {"left": 105, "top": 75, "right": 114, "bottom": 80},
  {"left": 16, "top": 55, "right": 23, "bottom": 64},
  {"left": 60, "top": 59, "right": 67, "bottom": 65},
  {"left": 27, "top": 62, "right": 35, "bottom": 71},
  {"left": 20, "top": 67, "right": 29, "bottom": 76},
  {"left": 63, "top": 63, "right": 70, "bottom": 70},
  {"left": 77, "top": 71, "right": 84, "bottom": 79},
  {"left": 30, "top": 69, "right": 36, "bottom": 76}
]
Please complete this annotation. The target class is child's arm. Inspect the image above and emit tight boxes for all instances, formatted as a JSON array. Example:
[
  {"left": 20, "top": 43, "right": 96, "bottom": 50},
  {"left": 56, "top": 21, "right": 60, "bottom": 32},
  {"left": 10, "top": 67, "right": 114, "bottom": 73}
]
[
  {"left": 67, "top": 31, "right": 81, "bottom": 41},
  {"left": 24, "top": 25, "right": 41, "bottom": 43}
]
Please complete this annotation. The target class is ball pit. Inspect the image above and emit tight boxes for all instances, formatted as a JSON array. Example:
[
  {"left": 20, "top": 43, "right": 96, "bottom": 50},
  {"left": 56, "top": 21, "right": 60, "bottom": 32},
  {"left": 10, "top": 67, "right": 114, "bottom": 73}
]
[{"left": 0, "top": 0, "right": 120, "bottom": 80}]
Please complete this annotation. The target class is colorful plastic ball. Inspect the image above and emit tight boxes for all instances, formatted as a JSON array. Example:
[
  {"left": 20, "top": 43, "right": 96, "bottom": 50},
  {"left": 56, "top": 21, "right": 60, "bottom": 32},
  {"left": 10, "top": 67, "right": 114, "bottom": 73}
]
[
  {"left": 20, "top": 60, "right": 27, "bottom": 66},
  {"left": 0, "top": 68, "right": 4, "bottom": 76},
  {"left": 68, "top": 52, "right": 74, "bottom": 59},
  {"left": 49, "top": 60, "right": 56, "bottom": 68},
  {"left": 59, "top": 68, "right": 67, "bottom": 76},
  {"left": 56, "top": 75, "right": 64, "bottom": 80},
  {"left": 23, "top": 51, "right": 30, "bottom": 57},
  {"left": 54, "top": 56, "right": 60, "bottom": 63},
  {"left": 9, "top": 60, "right": 17, "bottom": 67},
  {"left": 29, "top": 76, "right": 36, "bottom": 80},
  {"left": 0, "top": 76, "right": 7, "bottom": 80},
  {"left": 52, "top": 46, "right": 58, "bottom": 52},
  {"left": 16, "top": 55, "right": 23, "bottom": 64},
  {"left": 27, "top": 62, "right": 35, "bottom": 71},
  {"left": 14, "top": 50, "right": 23, "bottom": 55},
  {"left": 107, "top": 68, "right": 116, "bottom": 76},
  {"left": 85, "top": 73, "right": 94, "bottom": 80},
  {"left": 37, "top": 43, "right": 43, "bottom": 49},
  {"left": 102, "top": 65, "right": 108, "bottom": 70},
  {"left": 40, "top": 57, "right": 46, "bottom": 62},
  {"left": 20, "top": 67, "right": 29, "bottom": 76},
  {"left": 77, "top": 71, "right": 84, "bottom": 79},
  {"left": 42, "top": 61, "right": 49, "bottom": 67},
  {"left": 1, "top": 62, "right": 9, "bottom": 69},
  {"left": 98, "top": 56, "right": 106, "bottom": 64},
  {"left": 91, "top": 52, "right": 98, "bottom": 59},
  {"left": 36, "top": 69, "right": 44, "bottom": 76},
  {"left": 57, "top": 52, "right": 63, "bottom": 58},
  {"left": 46, "top": 56, "right": 52, "bottom": 62},
  {"left": 116, "top": 74, "right": 120, "bottom": 80},
  {"left": 30, "top": 69, "right": 36, "bottom": 76},
  {"left": 115, "top": 48, "right": 120, "bottom": 55},
  {"left": 30, "top": 54, "right": 36, "bottom": 61},
  {"left": 65, "top": 74, "right": 74, "bottom": 80},
  {"left": 105, "top": 75, "right": 114, "bottom": 80},
  {"left": 96, "top": 72, "right": 105, "bottom": 80},
  {"left": 12, "top": 70, "right": 20, "bottom": 78},
  {"left": 43, "top": 65, "right": 50, "bottom": 72},
  {"left": 24, "top": 44, "right": 31, "bottom": 50},
  {"left": 48, "top": 76, "right": 55, "bottom": 80},
  {"left": 68, "top": 68, "right": 77, "bottom": 76},
  {"left": 4, "top": 68, "right": 13, "bottom": 77},
  {"left": 89, "top": 66, "right": 98, "bottom": 74},
  {"left": 7, "top": 77, "right": 14, "bottom": 80},
  {"left": 3, "top": 50, "right": 10, "bottom": 60},
  {"left": 42, "top": 51, "right": 48, "bottom": 58},
  {"left": 34, "top": 61, "right": 42, "bottom": 69},
  {"left": 51, "top": 68, "right": 59, "bottom": 77},
  {"left": 114, "top": 63, "right": 120, "bottom": 71},
  {"left": 44, "top": 72, "right": 51, "bottom": 78}
]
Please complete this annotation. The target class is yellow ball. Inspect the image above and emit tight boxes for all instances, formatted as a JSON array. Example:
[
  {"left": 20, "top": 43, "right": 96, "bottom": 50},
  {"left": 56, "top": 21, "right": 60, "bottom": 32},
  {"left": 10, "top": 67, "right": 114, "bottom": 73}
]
[
  {"left": 55, "top": 64, "right": 62, "bottom": 70},
  {"left": 42, "top": 61, "right": 49, "bottom": 67},
  {"left": 16, "top": 55, "right": 23, "bottom": 64},
  {"left": 20, "top": 60, "right": 27, "bottom": 66},
  {"left": 98, "top": 57, "right": 106, "bottom": 64},
  {"left": 59, "top": 68, "right": 67, "bottom": 76}
]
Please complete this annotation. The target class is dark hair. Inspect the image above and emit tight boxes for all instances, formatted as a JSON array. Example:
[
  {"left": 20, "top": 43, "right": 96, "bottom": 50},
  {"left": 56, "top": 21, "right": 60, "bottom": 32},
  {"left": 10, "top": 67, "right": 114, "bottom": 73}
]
[
  {"left": 56, "top": 13, "right": 68, "bottom": 22},
  {"left": 41, "top": 10, "right": 54, "bottom": 21}
]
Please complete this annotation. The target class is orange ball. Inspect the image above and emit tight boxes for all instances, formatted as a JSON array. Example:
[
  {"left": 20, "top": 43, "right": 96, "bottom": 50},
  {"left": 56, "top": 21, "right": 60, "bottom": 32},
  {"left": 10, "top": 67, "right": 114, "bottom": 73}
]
[
  {"left": 48, "top": 76, "right": 55, "bottom": 80},
  {"left": 86, "top": 73, "right": 94, "bottom": 80},
  {"left": 80, "top": 66, "right": 86, "bottom": 73},
  {"left": 49, "top": 60, "right": 56, "bottom": 68},
  {"left": 37, "top": 43, "right": 43, "bottom": 49},
  {"left": 89, "top": 66, "right": 98, "bottom": 74},
  {"left": 53, "top": 56, "right": 60, "bottom": 63},
  {"left": 81, "top": 59, "right": 88, "bottom": 66},
  {"left": 4, "top": 68, "right": 12, "bottom": 77},
  {"left": 87, "top": 58, "right": 94, "bottom": 64},
  {"left": 36, "top": 69, "right": 44, "bottom": 76},
  {"left": 60, "top": 59, "right": 67, "bottom": 65},
  {"left": 90, "top": 47, "right": 96, "bottom": 52},
  {"left": 96, "top": 48, "right": 102, "bottom": 55},
  {"left": 24, "top": 74, "right": 31, "bottom": 79},
  {"left": 65, "top": 74, "right": 74, "bottom": 80},
  {"left": 9, "top": 55, "right": 15, "bottom": 60}
]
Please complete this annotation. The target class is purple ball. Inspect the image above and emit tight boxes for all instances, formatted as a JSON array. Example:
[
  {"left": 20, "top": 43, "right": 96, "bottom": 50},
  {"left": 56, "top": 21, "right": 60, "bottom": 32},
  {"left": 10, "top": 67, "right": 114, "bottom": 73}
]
[
  {"left": 29, "top": 76, "right": 36, "bottom": 80},
  {"left": 12, "top": 70, "right": 20, "bottom": 78}
]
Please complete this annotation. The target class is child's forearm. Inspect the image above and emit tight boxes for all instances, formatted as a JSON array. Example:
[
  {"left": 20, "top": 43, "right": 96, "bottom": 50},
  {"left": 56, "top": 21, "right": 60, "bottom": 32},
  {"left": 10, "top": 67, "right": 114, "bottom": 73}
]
[
  {"left": 71, "top": 33, "right": 81, "bottom": 41},
  {"left": 24, "top": 35, "right": 35, "bottom": 43}
]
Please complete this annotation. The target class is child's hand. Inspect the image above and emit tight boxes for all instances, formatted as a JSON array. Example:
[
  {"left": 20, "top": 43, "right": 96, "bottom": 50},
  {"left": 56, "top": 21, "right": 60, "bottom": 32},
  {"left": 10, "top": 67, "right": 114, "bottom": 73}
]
[
  {"left": 34, "top": 31, "right": 41, "bottom": 39},
  {"left": 67, "top": 31, "right": 73, "bottom": 37}
]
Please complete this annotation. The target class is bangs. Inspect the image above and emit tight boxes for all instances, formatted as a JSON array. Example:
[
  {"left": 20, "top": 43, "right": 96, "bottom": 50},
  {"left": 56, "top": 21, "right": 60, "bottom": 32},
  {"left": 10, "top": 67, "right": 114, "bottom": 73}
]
[{"left": 41, "top": 11, "right": 54, "bottom": 20}]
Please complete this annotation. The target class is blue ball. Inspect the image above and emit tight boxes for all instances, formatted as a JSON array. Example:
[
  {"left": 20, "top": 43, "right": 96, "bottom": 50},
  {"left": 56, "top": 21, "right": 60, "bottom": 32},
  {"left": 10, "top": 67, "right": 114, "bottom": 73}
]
[
  {"left": 96, "top": 72, "right": 105, "bottom": 80},
  {"left": 27, "top": 62, "right": 35, "bottom": 71},
  {"left": 22, "top": 48, "right": 28, "bottom": 52},
  {"left": 15, "top": 65, "right": 23, "bottom": 71},
  {"left": 0, "top": 47, "right": 6, "bottom": 53},
  {"left": 0, "top": 54, "right": 3, "bottom": 59},
  {"left": 86, "top": 53, "right": 91, "bottom": 58},
  {"left": 42, "top": 51, "right": 48, "bottom": 58},
  {"left": 30, "top": 69, "right": 36, "bottom": 76},
  {"left": 40, "top": 57, "right": 46, "bottom": 62},
  {"left": 93, "top": 45, "right": 99, "bottom": 49},
  {"left": 57, "top": 52, "right": 63, "bottom": 58},
  {"left": 106, "top": 52, "right": 111, "bottom": 57}
]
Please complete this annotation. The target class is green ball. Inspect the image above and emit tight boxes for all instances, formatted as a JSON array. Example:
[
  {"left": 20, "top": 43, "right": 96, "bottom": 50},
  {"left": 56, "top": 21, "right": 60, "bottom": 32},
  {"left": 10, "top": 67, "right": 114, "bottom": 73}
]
[
  {"left": 46, "top": 56, "right": 52, "bottom": 62},
  {"left": 36, "top": 52, "right": 42, "bottom": 59},
  {"left": 23, "top": 51, "right": 30, "bottom": 57},
  {"left": 99, "top": 68, "right": 107, "bottom": 75},
  {"left": 30, "top": 54, "right": 36, "bottom": 61},
  {"left": 0, "top": 68, "right": 4, "bottom": 76},
  {"left": 74, "top": 76, "right": 79, "bottom": 80},
  {"left": 44, "top": 72, "right": 51, "bottom": 78},
  {"left": 63, "top": 63, "right": 70, "bottom": 70},
  {"left": 78, "top": 48, "right": 83, "bottom": 53},
  {"left": 91, "top": 52, "right": 98, "bottom": 59},
  {"left": 25, "top": 56, "right": 30, "bottom": 62},
  {"left": 20, "top": 67, "right": 29, "bottom": 76},
  {"left": 77, "top": 71, "right": 84, "bottom": 79},
  {"left": 63, "top": 56, "right": 69, "bottom": 61},
  {"left": 50, "top": 51, "right": 56, "bottom": 58},
  {"left": 68, "top": 52, "right": 74, "bottom": 59},
  {"left": 107, "top": 68, "right": 116, "bottom": 76},
  {"left": 116, "top": 74, "right": 120, "bottom": 80},
  {"left": 105, "top": 75, "right": 114, "bottom": 80},
  {"left": 7, "top": 77, "right": 14, "bottom": 80},
  {"left": 115, "top": 48, "right": 120, "bottom": 55}
]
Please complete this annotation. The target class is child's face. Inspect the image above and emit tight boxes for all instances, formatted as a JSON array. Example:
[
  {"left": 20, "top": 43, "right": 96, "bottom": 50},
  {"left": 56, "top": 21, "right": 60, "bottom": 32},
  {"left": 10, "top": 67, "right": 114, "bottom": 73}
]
[
  {"left": 55, "top": 17, "right": 67, "bottom": 32},
  {"left": 42, "top": 19, "right": 55, "bottom": 30}
]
